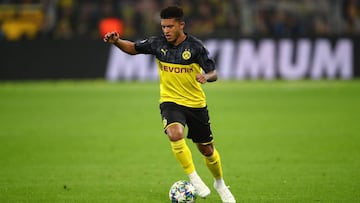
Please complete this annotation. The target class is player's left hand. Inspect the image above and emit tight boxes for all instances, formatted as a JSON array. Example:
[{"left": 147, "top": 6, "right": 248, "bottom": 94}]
[{"left": 196, "top": 74, "right": 208, "bottom": 84}]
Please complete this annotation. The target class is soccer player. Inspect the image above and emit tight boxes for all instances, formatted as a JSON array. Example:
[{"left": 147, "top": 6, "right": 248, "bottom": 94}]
[{"left": 103, "top": 6, "right": 236, "bottom": 203}]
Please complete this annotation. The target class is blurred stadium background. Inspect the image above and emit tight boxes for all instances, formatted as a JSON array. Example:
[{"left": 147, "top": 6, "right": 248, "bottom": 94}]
[
  {"left": 0, "top": 0, "right": 360, "bottom": 80},
  {"left": 1, "top": 0, "right": 360, "bottom": 40}
]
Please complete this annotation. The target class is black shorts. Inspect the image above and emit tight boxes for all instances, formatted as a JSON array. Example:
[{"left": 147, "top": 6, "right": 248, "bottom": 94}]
[{"left": 160, "top": 102, "right": 213, "bottom": 144}]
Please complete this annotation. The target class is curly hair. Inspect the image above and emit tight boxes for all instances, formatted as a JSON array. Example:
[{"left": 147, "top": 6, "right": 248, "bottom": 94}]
[{"left": 160, "top": 6, "right": 184, "bottom": 22}]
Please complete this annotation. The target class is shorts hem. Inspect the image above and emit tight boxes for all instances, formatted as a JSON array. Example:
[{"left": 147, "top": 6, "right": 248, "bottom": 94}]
[{"left": 164, "top": 122, "right": 184, "bottom": 133}]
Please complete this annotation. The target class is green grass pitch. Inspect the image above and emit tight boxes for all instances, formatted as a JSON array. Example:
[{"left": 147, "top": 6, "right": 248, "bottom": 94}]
[{"left": 0, "top": 80, "right": 359, "bottom": 202}]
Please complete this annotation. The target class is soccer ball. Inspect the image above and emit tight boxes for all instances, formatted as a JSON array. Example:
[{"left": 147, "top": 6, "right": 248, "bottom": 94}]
[{"left": 169, "top": 180, "right": 197, "bottom": 203}]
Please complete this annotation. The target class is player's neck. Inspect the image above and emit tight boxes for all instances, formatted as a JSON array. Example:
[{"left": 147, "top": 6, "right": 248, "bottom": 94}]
[{"left": 173, "top": 32, "right": 187, "bottom": 46}]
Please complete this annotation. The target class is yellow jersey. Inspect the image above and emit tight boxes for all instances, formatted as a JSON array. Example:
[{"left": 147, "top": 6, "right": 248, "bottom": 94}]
[{"left": 135, "top": 35, "right": 216, "bottom": 108}]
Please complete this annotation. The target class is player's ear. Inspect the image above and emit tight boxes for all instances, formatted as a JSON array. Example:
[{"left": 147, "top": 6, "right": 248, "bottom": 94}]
[{"left": 180, "top": 21, "right": 185, "bottom": 29}]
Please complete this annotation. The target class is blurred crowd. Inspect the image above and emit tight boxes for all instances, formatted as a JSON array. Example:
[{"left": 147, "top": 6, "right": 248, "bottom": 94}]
[
  {"left": 0, "top": 0, "right": 359, "bottom": 41},
  {"left": 246, "top": 0, "right": 360, "bottom": 37}
]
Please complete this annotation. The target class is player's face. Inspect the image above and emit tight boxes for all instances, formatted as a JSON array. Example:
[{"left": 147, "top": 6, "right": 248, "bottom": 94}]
[{"left": 161, "top": 18, "right": 185, "bottom": 44}]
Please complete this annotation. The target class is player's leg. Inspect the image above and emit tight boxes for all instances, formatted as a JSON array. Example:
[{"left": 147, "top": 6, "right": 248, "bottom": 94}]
[
  {"left": 166, "top": 123, "right": 195, "bottom": 174},
  {"left": 197, "top": 143, "right": 222, "bottom": 179},
  {"left": 187, "top": 107, "right": 225, "bottom": 183},
  {"left": 166, "top": 123, "right": 211, "bottom": 198},
  {"left": 160, "top": 102, "right": 211, "bottom": 198},
  {"left": 161, "top": 103, "right": 195, "bottom": 174},
  {"left": 187, "top": 105, "right": 236, "bottom": 203},
  {"left": 197, "top": 143, "right": 236, "bottom": 203}
]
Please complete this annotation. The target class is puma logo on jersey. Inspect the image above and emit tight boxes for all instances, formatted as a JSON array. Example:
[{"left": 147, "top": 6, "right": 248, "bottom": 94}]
[{"left": 161, "top": 48, "right": 168, "bottom": 56}]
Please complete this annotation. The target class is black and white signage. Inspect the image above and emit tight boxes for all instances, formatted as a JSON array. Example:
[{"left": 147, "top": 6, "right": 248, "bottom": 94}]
[
  {"left": 106, "top": 38, "right": 353, "bottom": 81},
  {"left": 0, "top": 38, "right": 356, "bottom": 80}
]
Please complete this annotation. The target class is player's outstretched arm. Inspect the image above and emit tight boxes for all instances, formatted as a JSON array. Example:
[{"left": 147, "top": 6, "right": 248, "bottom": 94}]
[{"left": 103, "top": 31, "right": 137, "bottom": 55}]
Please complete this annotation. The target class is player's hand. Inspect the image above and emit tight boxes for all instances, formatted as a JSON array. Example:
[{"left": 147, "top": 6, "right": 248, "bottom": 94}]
[
  {"left": 196, "top": 74, "right": 208, "bottom": 84},
  {"left": 103, "top": 31, "right": 120, "bottom": 44}
]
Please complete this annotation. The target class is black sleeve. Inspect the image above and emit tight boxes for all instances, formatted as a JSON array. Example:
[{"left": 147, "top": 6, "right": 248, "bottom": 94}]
[
  {"left": 198, "top": 45, "right": 216, "bottom": 73},
  {"left": 134, "top": 37, "right": 157, "bottom": 54}
]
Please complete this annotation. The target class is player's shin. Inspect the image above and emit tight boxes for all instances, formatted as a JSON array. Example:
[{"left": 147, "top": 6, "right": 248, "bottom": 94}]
[
  {"left": 203, "top": 148, "right": 223, "bottom": 179},
  {"left": 170, "top": 139, "right": 195, "bottom": 174}
]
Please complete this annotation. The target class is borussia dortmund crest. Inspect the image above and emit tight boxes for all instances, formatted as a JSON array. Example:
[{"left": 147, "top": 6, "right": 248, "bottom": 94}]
[{"left": 182, "top": 49, "right": 191, "bottom": 60}]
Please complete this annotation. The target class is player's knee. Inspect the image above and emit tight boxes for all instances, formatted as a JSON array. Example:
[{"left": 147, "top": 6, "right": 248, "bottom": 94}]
[
  {"left": 166, "top": 124, "right": 184, "bottom": 141},
  {"left": 197, "top": 144, "right": 214, "bottom": 156},
  {"left": 168, "top": 133, "right": 183, "bottom": 141}
]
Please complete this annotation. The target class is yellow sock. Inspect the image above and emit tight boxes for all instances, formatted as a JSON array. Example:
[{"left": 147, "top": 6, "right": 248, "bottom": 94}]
[
  {"left": 204, "top": 148, "right": 223, "bottom": 179},
  {"left": 170, "top": 139, "right": 195, "bottom": 175}
]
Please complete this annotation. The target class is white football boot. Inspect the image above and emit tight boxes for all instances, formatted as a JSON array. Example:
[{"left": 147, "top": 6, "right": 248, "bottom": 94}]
[
  {"left": 189, "top": 172, "right": 211, "bottom": 198},
  {"left": 214, "top": 179, "right": 236, "bottom": 203}
]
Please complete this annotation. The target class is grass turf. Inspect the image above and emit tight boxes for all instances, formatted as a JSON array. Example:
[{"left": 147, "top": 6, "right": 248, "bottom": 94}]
[{"left": 0, "top": 80, "right": 359, "bottom": 202}]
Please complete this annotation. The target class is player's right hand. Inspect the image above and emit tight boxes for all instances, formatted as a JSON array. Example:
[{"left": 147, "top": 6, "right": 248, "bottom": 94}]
[{"left": 103, "top": 31, "right": 120, "bottom": 44}]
